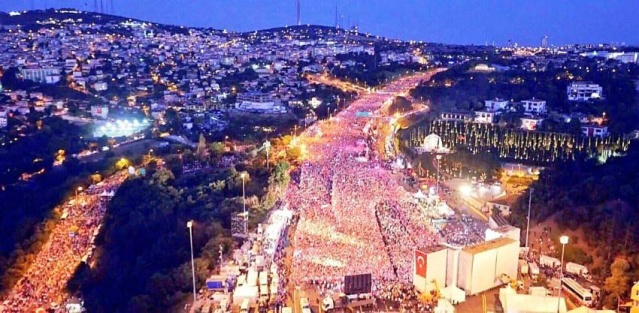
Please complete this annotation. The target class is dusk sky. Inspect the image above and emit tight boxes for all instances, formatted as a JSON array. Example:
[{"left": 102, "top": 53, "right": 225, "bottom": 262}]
[{"left": 2, "top": 0, "right": 638, "bottom": 46}]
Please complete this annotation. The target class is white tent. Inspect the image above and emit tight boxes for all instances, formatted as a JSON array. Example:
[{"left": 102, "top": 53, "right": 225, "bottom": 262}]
[
  {"left": 440, "top": 286, "right": 466, "bottom": 304},
  {"left": 434, "top": 299, "right": 455, "bottom": 313},
  {"left": 414, "top": 190, "right": 428, "bottom": 199},
  {"left": 567, "top": 308, "right": 616, "bottom": 313},
  {"left": 499, "top": 286, "right": 567, "bottom": 313}
]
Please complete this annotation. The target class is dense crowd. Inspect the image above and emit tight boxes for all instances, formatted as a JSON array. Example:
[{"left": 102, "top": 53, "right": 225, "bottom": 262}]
[
  {"left": 437, "top": 214, "right": 487, "bottom": 247},
  {"left": 0, "top": 172, "right": 128, "bottom": 312},
  {"left": 284, "top": 73, "right": 449, "bottom": 309}
]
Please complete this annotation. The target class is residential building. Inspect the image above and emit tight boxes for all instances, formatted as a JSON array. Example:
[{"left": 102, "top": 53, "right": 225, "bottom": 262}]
[
  {"left": 440, "top": 111, "right": 473, "bottom": 122},
  {"left": 520, "top": 116, "right": 544, "bottom": 130},
  {"left": 474, "top": 111, "right": 496, "bottom": 124},
  {"left": 521, "top": 99, "right": 546, "bottom": 114},
  {"left": 484, "top": 98, "right": 509, "bottom": 112},
  {"left": 0, "top": 111, "right": 7, "bottom": 128},
  {"left": 235, "top": 92, "right": 287, "bottom": 114},
  {"left": 567, "top": 81, "right": 603, "bottom": 101},
  {"left": 20, "top": 67, "right": 61, "bottom": 84},
  {"left": 581, "top": 123, "right": 609, "bottom": 137},
  {"left": 90, "top": 105, "right": 109, "bottom": 119}
]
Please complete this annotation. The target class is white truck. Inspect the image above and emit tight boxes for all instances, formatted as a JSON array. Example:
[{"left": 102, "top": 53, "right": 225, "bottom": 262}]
[
  {"left": 566, "top": 262, "right": 590, "bottom": 278},
  {"left": 518, "top": 260, "right": 529, "bottom": 276},
  {"left": 528, "top": 262, "right": 540, "bottom": 279},
  {"left": 539, "top": 255, "right": 561, "bottom": 268}
]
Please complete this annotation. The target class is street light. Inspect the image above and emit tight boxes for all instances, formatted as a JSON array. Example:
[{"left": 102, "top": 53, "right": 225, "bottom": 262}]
[
  {"left": 187, "top": 220, "right": 196, "bottom": 306},
  {"left": 240, "top": 172, "right": 247, "bottom": 234},
  {"left": 558, "top": 235, "right": 569, "bottom": 313},
  {"left": 526, "top": 188, "right": 534, "bottom": 249},
  {"left": 436, "top": 155, "right": 442, "bottom": 194},
  {"left": 75, "top": 186, "right": 83, "bottom": 198}
]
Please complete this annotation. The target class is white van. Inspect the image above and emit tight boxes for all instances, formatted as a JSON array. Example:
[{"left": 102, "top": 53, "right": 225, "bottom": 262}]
[{"left": 240, "top": 298, "right": 250, "bottom": 313}]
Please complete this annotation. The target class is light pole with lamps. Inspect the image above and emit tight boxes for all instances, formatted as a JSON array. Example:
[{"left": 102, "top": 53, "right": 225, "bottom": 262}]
[
  {"left": 240, "top": 172, "right": 247, "bottom": 234},
  {"left": 558, "top": 235, "right": 569, "bottom": 313},
  {"left": 436, "top": 155, "right": 442, "bottom": 194},
  {"left": 187, "top": 220, "right": 196, "bottom": 305},
  {"left": 526, "top": 188, "right": 534, "bottom": 248},
  {"left": 75, "top": 187, "right": 83, "bottom": 209}
]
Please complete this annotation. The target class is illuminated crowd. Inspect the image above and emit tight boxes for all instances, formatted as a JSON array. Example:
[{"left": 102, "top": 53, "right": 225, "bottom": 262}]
[
  {"left": 285, "top": 73, "right": 452, "bottom": 308},
  {"left": 1, "top": 172, "right": 128, "bottom": 312}
]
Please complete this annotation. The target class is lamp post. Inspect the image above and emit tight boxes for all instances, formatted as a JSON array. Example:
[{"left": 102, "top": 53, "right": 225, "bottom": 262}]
[
  {"left": 187, "top": 220, "right": 196, "bottom": 306},
  {"left": 241, "top": 172, "right": 247, "bottom": 234},
  {"left": 75, "top": 187, "right": 83, "bottom": 209},
  {"left": 436, "top": 155, "right": 442, "bottom": 194},
  {"left": 558, "top": 235, "right": 569, "bottom": 313},
  {"left": 526, "top": 188, "right": 534, "bottom": 249},
  {"left": 148, "top": 149, "right": 153, "bottom": 157}
]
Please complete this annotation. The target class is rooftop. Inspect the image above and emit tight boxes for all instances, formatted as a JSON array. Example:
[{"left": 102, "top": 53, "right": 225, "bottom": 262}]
[{"left": 463, "top": 237, "right": 516, "bottom": 255}]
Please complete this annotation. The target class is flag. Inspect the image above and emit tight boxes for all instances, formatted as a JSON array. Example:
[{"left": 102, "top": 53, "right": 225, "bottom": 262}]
[{"left": 415, "top": 250, "right": 427, "bottom": 277}]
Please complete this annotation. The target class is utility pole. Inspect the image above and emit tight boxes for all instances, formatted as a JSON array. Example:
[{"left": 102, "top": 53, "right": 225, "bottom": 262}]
[
  {"left": 525, "top": 188, "right": 534, "bottom": 248},
  {"left": 296, "top": 0, "right": 301, "bottom": 26}
]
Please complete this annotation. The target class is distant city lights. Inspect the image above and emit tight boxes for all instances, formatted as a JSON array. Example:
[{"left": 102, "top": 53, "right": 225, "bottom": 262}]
[{"left": 94, "top": 119, "right": 150, "bottom": 138}]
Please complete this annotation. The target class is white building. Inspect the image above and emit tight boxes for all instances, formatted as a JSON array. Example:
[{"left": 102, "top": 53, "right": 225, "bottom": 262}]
[
  {"left": 235, "top": 92, "right": 287, "bottom": 114},
  {"left": 93, "top": 81, "right": 108, "bottom": 91},
  {"left": 440, "top": 111, "right": 473, "bottom": 122},
  {"left": 474, "top": 111, "right": 496, "bottom": 124},
  {"left": 581, "top": 124, "right": 609, "bottom": 137},
  {"left": 521, "top": 117, "right": 544, "bottom": 131},
  {"left": 20, "top": 67, "right": 61, "bottom": 84},
  {"left": 521, "top": 99, "right": 546, "bottom": 114},
  {"left": 457, "top": 237, "right": 519, "bottom": 295},
  {"left": 90, "top": 105, "right": 109, "bottom": 119},
  {"left": 484, "top": 98, "right": 509, "bottom": 112},
  {"left": 567, "top": 82, "right": 602, "bottom": 101},
  {"left": 0, "top": 111, "right": 8, "bottom": 128}
]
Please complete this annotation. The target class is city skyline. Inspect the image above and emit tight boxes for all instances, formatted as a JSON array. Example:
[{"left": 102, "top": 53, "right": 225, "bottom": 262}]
[{"left": 1, "top": 0, "right": 638, "bottom": 46}]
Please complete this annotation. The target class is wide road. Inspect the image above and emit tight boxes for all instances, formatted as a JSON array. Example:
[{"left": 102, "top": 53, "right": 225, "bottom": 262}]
[
  {"left": 284, "top": 70, "right": 446, "bottom": 308},
  {"left": 0, "top": 172, "right": 128, "bottom": 312}
]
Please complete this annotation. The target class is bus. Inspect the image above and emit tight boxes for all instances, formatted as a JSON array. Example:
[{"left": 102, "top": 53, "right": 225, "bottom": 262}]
[{"left": 562, "top": 278, "right": 593, "bottom": 307}]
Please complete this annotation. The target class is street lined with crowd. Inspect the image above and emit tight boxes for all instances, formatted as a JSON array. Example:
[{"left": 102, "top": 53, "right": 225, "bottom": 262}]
[
  {"left": 284, "top": 72, "right": 451, "bottom": 309},
  {"left": 1, "top": 172, "right": 128, "bottom": 312}
]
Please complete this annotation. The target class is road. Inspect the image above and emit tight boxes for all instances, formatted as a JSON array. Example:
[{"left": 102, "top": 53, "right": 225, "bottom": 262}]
[
  {"left": 283, "top": 69, "right": 446, "bottom": 311},
  {"left": 305, "top": 73, "right": 369, "bottom": 94},
  {"left": 0, "top": 171, "right": 129, "bottom": 312}
]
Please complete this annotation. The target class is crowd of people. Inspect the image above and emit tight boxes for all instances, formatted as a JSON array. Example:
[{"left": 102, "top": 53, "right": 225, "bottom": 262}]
[
  {"left": 0, "top": 172, "right": 128, "bottom": 312},
  {"left": 284, "top": 73, "right": 449, "bottom": 309},
  {"left": 436, "top": 214, "right": 487, "bottom": 247}
]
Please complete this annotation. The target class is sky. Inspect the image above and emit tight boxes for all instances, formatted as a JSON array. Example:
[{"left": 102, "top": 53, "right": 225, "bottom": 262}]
[{"left": 2, "top": 0, "right": 639, "bottom": 46}]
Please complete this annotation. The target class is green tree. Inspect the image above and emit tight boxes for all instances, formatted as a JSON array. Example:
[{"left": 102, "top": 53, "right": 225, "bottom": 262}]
[
  {"left": 195, "top": 133, "right": 208, "bottom": 161},
  {"left": 603, "top": 258, "right": 631, "bottom": 307}
]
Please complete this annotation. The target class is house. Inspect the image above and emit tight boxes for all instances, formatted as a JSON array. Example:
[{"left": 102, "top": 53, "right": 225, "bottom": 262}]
[
  {"left": 581, "top": 123, "right": 609, "bottom": 137},
  {"left": 486, "top": 201, "right": 511, "bottom": 217},
  {"left": 474, "top": 111, "right": 496, "bottom": 124},
  {"left": 484, "top": 98, "right": 509, "bottom": 112},
  {"left": 440, "top": 111, "right": 473, "bottom": 122},
  {"left": 520, "top": 116, "right": 544, "bottom": 130},
  {"left": 567, "top": 81, "right": 602, "bottom": 101},
  {"left": 521, "top": 98, "right": 546, "bottom": 114}
]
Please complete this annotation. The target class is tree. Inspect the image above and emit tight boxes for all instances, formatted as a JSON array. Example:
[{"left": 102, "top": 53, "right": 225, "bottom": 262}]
[
  {"left": 388, "top": 96, "right": 412, "bottom": 115},
  {"left": 165, "top": 155, "right": 183, "bottom": 178},
  {"left": 209, "top": 142, "right": 225, "bottom": 158},
  {"left": 195, "top": 133, "right": 208, "bottom": 161},
  {"left": 604, "top": 257, "right": 631, "bottom": 306}
]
